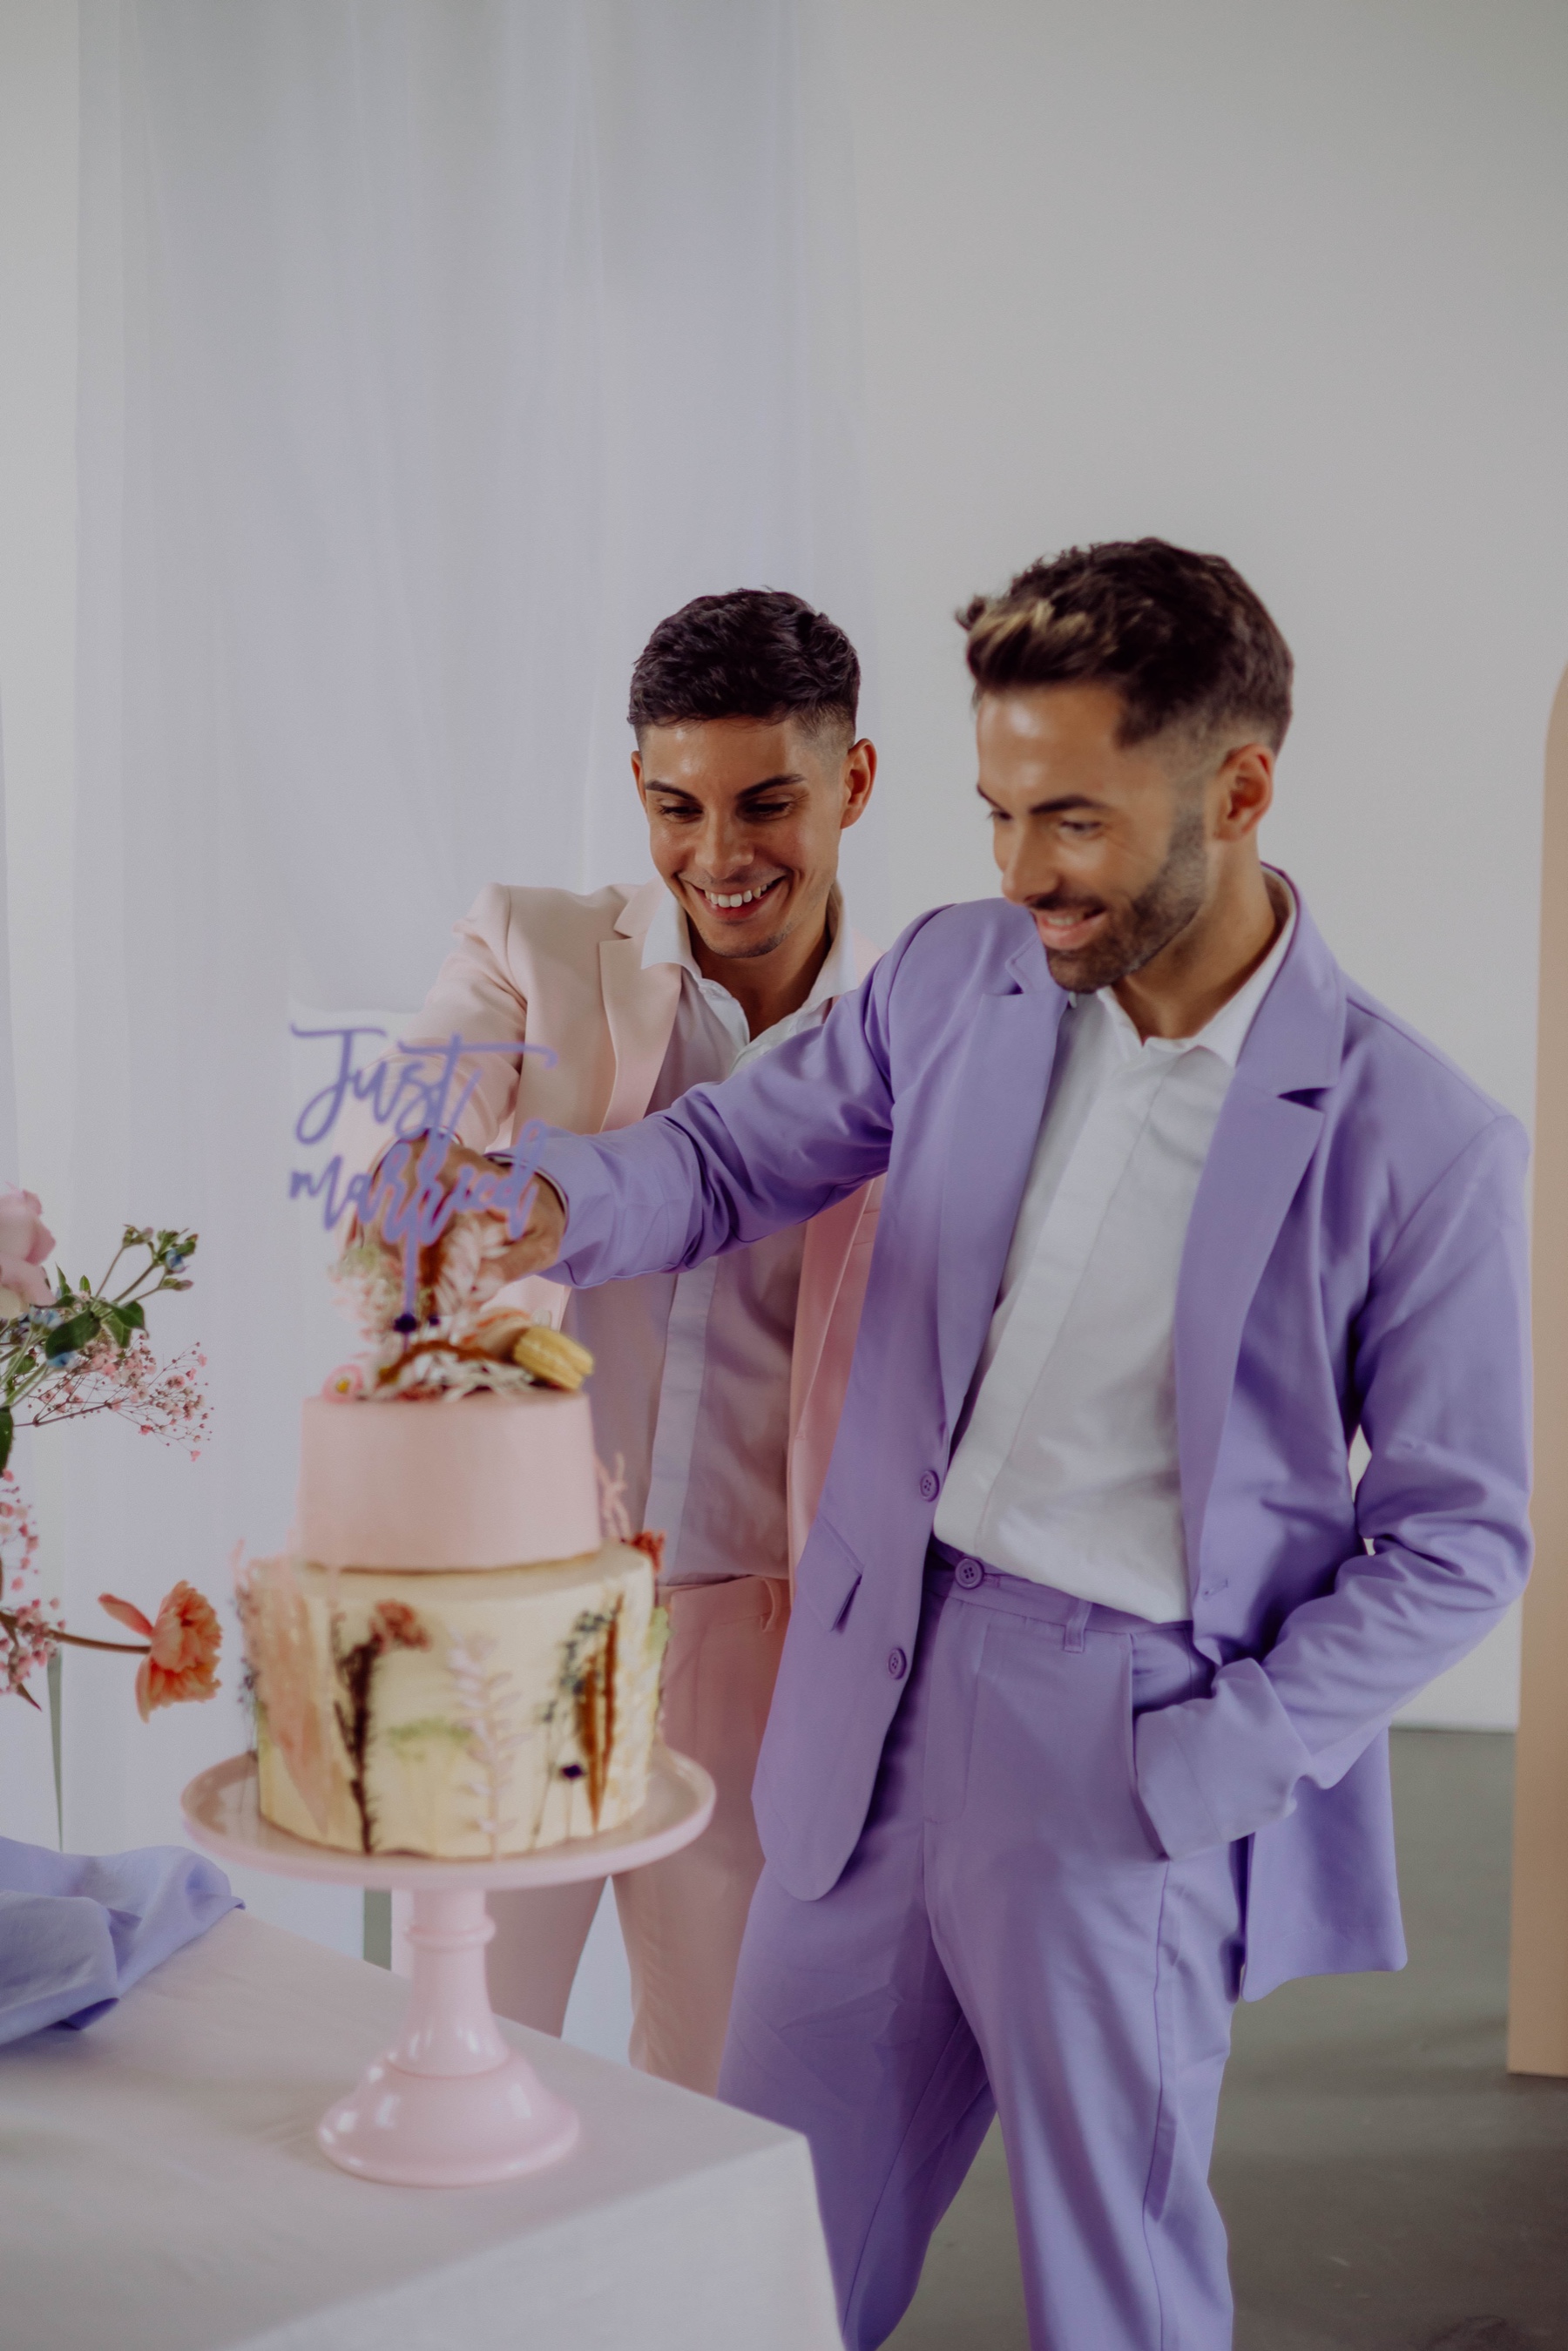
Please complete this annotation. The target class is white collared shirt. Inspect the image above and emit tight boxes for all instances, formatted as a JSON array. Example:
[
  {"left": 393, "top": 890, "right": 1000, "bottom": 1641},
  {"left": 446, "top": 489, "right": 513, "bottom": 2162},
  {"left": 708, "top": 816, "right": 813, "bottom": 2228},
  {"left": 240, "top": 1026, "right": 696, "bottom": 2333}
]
[
  {"left": 564, "top": 888, "right": 859, "bottom": 1586},
  {"left": 934, "top": 882, "right": 1298, "bottom": 1621}
]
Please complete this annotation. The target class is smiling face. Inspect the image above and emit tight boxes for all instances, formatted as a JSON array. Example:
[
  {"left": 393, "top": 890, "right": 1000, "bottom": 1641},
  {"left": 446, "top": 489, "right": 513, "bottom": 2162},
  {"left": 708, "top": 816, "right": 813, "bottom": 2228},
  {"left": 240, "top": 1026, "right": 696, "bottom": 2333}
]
[
  {"left": 977, "top": 683, "right": 1272, "bottom": 997},
  {"left": 634, "top": 715, "right": 875, "bottom": 969}
]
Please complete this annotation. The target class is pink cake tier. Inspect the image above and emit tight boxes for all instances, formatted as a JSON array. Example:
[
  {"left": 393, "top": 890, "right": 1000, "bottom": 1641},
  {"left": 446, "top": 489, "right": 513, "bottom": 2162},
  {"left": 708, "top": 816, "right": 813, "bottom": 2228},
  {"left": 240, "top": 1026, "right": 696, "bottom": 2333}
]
[{"left": 297, "top": 1389, "right": 601, "bottom": 1569}]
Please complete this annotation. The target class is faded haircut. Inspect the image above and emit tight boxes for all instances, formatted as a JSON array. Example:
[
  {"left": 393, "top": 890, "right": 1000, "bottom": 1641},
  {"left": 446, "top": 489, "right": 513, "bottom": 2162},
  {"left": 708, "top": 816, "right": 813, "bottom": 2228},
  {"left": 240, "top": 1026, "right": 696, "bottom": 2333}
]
[
  {"left": 629, "top": 589, "right": 860, "bottom": 745},
  {"left": 959, "top": 539, "right": 1293, "bottom": 753}
]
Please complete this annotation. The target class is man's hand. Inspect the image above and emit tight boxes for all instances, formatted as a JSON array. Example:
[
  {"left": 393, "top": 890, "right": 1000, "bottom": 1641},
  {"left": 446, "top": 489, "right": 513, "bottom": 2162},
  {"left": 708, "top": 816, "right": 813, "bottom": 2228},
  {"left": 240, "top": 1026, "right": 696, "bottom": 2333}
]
[
  {"left": 359, "top": 1134, "right": 568, "bottom": 1288},
  {"left": 491, "top": 1167, "right": 567, "bottom": 1282}
]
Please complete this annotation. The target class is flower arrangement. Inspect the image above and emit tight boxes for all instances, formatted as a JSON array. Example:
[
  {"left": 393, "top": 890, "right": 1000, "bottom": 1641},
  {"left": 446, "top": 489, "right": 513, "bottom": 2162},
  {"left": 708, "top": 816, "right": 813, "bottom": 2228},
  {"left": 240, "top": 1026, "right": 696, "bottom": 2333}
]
[
  {"left": 0, "top": 1189, "right": 221, "bottom": 1714},
  {"left": 324, "top": 1226, "right": 592, "bottom": 1402}
]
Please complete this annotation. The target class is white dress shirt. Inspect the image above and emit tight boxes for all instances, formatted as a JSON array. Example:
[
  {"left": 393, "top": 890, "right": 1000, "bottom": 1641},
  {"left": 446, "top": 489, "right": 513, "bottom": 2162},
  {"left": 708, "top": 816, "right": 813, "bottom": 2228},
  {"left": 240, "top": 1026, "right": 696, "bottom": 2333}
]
[
  {"left": 564, "top": 888, "right": 860, "bottom": 1588},
  {"left": 934, "top": 882, "right": 1297, "bottom": 1621}
]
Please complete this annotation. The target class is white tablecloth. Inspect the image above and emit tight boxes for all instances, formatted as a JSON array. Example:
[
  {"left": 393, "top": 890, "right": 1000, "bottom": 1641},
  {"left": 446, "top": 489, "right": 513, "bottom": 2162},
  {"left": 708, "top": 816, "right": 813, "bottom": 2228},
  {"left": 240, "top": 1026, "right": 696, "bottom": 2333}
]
[{"left": 0, "top": 1911, "right": 841, "bottom": 2350}]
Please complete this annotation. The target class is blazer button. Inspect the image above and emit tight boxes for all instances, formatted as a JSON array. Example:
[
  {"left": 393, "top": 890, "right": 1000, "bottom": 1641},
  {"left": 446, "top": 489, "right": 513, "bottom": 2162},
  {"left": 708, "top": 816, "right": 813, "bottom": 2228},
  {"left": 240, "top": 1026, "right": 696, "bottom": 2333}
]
[
  {"left": 919, "top": 1470, "right": 940, "bottom": 1502},
  {"left": 956, "top": 1557, "right": 983, "bottom": 1591},
  {"left": 887, "top": 1648, "right": 908, "bottom": 1679}
]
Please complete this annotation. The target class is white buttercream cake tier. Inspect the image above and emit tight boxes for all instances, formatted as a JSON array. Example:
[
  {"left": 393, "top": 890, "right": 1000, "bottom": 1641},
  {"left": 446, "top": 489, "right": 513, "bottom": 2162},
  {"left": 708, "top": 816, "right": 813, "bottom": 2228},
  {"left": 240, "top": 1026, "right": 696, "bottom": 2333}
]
[{"left": 246, "top": 1544, "right": 663, "bottom": 1858}]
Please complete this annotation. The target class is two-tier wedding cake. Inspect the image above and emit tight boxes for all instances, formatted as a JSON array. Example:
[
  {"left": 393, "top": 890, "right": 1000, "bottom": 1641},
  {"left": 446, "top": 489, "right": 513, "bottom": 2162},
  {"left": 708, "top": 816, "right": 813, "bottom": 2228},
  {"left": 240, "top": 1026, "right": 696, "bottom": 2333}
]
[{"left": 238, "top": 1245, "right": 666, "bottom": 1859}]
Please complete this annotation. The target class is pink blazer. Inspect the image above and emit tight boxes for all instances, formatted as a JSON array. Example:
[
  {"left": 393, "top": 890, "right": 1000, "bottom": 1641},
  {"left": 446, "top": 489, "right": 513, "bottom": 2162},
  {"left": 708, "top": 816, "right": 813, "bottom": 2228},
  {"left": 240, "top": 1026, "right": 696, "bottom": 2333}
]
[{"left": 366, "top": 877, "right": 882, "bottom": 1574}]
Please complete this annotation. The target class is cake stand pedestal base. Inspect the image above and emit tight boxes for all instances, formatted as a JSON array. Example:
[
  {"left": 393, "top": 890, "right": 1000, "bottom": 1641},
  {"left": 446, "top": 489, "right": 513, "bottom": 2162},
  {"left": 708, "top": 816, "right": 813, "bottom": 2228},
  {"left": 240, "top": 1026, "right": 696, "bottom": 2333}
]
[
  {"left": 181, "top": 1749, "right": 715, "bottom": 2188},
  {"left": 317, "top": 1887, "right": 579, "bottom": 2185}
]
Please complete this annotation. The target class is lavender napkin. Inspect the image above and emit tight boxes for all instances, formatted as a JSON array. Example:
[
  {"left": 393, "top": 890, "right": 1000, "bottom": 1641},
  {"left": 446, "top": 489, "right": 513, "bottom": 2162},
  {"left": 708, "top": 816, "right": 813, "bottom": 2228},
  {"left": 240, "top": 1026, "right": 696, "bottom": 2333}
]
[{"left": 0, "top": 1834, "right": 239, "bottom": 2045}]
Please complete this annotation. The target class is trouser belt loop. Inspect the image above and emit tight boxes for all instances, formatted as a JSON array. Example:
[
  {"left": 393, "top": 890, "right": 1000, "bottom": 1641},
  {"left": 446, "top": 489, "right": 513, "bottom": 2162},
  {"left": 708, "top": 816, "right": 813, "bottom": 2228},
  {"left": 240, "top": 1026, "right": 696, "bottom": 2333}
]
[{"left": 1062, "top": 1598, "right": 1092, "bottom": 1654}]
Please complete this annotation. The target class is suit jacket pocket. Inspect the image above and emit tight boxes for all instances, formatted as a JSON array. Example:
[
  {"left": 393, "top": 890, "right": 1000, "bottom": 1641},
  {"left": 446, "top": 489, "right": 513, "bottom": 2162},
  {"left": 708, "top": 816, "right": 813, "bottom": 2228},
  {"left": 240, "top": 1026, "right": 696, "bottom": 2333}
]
[{"left": 796, "top": 1518, "right": 863, "bottom": 1632}]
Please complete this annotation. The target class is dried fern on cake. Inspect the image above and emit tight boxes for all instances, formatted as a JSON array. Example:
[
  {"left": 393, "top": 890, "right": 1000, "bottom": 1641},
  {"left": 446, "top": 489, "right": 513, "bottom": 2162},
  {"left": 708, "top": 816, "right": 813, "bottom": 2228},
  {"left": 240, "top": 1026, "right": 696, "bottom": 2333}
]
[
  {"left": 329, "top": 1601, "right": 432, "bottom": 1852},
  {"left": 447, "top": 1632, "right": 532, "bottom": 1859}
]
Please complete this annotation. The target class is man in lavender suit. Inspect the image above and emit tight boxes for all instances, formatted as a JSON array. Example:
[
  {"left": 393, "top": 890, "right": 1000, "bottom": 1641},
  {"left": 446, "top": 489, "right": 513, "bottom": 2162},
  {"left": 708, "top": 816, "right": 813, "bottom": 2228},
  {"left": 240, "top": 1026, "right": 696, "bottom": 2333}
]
[{"left": 497, "top": 541, "right": 1531, "bottom": 2348}]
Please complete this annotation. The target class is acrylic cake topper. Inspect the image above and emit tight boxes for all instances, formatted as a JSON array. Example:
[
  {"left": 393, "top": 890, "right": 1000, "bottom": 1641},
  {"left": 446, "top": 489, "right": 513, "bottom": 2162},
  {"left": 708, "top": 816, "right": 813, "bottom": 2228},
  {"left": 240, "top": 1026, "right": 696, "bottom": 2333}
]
[
  {"left": 287, "top": 1026, "right": 554, "bottom": 1329},
  {"left": 285, "top": 1027, "right": 591, "bottom": 1396}
]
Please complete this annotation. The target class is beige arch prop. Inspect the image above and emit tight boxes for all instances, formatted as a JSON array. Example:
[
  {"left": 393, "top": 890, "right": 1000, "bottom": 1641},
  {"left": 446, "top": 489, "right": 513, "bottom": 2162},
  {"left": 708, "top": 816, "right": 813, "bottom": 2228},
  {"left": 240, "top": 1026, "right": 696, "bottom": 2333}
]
[{"left": 1509, "top": 661, "right": 1568, "bottom": 2077}]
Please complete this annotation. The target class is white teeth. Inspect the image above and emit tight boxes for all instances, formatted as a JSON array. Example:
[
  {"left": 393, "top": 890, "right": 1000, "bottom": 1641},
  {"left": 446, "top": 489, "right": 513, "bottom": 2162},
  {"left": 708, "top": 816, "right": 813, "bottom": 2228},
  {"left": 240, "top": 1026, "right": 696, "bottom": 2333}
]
[{"left": 703, "top": 884, "right": 774, "bottom": 909}]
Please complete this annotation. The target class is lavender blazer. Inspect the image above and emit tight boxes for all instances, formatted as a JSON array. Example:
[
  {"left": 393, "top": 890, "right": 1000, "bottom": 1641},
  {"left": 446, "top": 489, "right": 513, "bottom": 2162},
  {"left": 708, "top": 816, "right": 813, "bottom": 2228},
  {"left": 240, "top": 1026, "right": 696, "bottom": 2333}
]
[{"left": 539, "top": 887, "right": 1531, "bottom": 1998}]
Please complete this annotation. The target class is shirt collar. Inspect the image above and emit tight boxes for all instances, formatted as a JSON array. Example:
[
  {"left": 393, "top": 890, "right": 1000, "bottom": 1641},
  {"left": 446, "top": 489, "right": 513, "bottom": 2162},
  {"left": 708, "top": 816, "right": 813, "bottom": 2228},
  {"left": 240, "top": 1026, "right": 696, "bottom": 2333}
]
[
  {"left": 641, "top": 882, "right": 856, "bottom": 1017},
  {"left": 1094, "top": 874, "right": 1298, "bottom": 1070}
]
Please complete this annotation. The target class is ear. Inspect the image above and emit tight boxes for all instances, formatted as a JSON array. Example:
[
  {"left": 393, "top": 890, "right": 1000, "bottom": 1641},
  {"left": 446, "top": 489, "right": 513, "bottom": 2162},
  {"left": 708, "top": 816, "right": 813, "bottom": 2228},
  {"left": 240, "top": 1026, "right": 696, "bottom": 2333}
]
[
  {"left": 632, "top": 748, "right": 648, "bottom": 811},
  {"left": 1212, "top": 742, "right": 1274, "bottom": 841},
  {"left": 840, "top": 738, "right": 877, "bottom": 831}
]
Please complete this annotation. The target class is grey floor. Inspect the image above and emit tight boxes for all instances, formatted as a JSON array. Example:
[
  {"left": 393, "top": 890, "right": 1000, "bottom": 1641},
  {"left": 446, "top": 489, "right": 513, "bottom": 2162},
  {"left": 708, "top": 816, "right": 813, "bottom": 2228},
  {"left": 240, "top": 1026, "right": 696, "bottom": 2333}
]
[{"left": 889, "top": 1730, "right": 1568, "bottom": 2350}]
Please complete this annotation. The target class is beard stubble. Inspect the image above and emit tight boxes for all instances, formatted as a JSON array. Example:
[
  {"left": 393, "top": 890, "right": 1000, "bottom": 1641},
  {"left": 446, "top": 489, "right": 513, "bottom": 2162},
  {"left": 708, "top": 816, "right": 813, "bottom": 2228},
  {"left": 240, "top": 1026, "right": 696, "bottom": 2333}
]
[{"left": 1035, "top": 799, "right": 1210, "bottom": 995}]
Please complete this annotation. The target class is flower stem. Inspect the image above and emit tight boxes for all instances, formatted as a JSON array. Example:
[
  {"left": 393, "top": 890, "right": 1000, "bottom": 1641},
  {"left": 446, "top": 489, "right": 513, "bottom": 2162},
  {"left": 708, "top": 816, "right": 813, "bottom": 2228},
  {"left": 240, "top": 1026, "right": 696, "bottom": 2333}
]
[{"left": 0, "top": 1605, "right": 147, "bottom": 1656}]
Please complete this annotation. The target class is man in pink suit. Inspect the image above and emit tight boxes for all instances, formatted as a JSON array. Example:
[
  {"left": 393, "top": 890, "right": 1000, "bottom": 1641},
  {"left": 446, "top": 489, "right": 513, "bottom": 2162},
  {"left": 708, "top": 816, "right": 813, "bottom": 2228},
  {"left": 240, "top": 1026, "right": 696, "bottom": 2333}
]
[
  {"left": 375, "top": 588, "right": 878, "bottom": 2092},
  {"left": 497, "top": 543, "right": 1532, "bottom": 2348}
]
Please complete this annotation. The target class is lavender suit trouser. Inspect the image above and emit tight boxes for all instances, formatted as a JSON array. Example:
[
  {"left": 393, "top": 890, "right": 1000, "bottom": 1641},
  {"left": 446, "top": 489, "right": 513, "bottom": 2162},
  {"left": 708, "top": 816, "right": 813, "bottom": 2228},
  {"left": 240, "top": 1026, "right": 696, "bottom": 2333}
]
[{"left": 718, "top": 1557, "right": 1247, "bottom": 2351}]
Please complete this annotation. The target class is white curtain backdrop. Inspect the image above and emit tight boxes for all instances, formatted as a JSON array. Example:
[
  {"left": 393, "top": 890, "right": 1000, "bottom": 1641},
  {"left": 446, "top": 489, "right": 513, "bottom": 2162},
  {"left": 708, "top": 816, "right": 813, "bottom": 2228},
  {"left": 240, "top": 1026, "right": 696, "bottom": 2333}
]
[
  {"left": 0, "top": 691, "right": 57, "bottom": 1848},
  {"left": 54, "top": 0, "right": 880, "bottom": 1952}
]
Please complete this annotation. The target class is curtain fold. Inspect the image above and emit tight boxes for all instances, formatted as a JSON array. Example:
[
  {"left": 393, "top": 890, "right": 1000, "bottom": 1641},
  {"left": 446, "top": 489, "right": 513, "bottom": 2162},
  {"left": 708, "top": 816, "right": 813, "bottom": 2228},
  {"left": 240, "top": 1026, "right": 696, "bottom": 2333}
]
[
  {"left": 0, "top": 694, "right": 60, "bottom": 1848},
  {"left": 65, "top": 0, "right": 876, "bottom": 1950}
]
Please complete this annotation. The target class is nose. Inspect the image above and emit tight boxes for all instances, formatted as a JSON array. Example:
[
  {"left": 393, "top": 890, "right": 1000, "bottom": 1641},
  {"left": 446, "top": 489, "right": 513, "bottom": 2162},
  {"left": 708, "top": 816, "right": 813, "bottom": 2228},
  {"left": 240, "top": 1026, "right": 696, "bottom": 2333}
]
[
  {"left": 997, "top": 827, "right": 1063, "bottom": 909},
  {"left": 692, "top": 806, "right": 750, "bottom": 881}
]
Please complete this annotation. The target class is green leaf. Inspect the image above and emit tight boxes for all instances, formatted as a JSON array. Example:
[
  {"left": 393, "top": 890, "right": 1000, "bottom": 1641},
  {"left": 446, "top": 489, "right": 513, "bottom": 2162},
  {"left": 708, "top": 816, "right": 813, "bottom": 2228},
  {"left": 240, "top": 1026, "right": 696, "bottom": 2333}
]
[
  {"left": 0, "top": 1409, "right": 13, "bottom": 1475},
  {"left": 43, "top": 1314, "right": 98, "bottom": 1360},
  {"left": 119, "top": 1299, "right": 145, "bottom": 1332}
]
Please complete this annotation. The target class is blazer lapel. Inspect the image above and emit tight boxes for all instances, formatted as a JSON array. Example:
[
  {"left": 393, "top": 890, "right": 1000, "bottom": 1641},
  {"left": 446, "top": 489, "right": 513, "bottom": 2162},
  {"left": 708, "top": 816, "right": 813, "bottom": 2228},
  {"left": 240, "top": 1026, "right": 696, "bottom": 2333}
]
[
  {"left": 1174, "top": 1083, "right": 1324, "bottom": 1571},
  {"left": 598, "top": 881, "right": 682, "bottom": 1132},
  {"left": 935, "top": 957, "right": 1067, "bottom": 1438},
  {"left": 1174, "top": 888, "right": 1347, "bottom": 1572}
]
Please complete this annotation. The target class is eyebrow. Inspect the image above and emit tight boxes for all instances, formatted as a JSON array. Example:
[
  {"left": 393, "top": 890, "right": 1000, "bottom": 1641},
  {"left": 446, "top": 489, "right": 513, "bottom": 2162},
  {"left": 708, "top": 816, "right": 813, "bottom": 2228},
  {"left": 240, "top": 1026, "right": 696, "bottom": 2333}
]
[
  {"left": 645, "top": 773, "right": 808, "bottom": 801},
  {"left": 975, "top": 782, "right": 1105, "bottom": 816}
]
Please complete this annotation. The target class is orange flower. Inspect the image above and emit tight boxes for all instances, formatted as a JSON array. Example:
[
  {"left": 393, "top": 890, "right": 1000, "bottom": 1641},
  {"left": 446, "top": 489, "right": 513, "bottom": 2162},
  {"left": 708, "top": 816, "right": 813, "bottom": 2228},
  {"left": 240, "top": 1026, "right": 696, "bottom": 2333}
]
[
  {"left": 629, "top": 1529, "right": 666, "bottom": 1580},
  {"left": 370, "top": 1600, "right": 429, "bottom": 1652},
  {"left": 99, "top": 1582, "right": 222, "bottom": 1719}
]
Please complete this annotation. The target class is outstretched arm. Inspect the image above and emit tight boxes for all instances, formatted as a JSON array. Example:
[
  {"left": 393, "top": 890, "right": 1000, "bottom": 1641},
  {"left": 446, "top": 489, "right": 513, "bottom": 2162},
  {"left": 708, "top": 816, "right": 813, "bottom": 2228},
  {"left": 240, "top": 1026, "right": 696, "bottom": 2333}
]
[
  {"left": 497, "top": 925, "right": 915, "bottom": 1289},
  {"left": 334, "top": 884, "right": 533, "bottom": 1187}
]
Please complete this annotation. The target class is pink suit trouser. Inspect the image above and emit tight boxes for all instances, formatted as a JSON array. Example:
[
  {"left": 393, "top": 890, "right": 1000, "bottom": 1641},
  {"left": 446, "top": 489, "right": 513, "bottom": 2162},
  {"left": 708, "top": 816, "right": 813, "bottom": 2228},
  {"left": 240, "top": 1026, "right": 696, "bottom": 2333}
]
[{"left": 484, "top": 1572, "right": 790, "bottom": 2094}]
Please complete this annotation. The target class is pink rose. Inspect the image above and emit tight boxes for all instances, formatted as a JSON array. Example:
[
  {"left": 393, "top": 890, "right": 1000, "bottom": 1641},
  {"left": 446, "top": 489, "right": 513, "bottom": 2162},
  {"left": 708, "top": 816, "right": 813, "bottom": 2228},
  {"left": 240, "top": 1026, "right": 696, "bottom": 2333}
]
[
  {"left": 0, "top": 1186, "right": 54, "bottom": 1316},
  {"left": 321, "top": 1361, "right": 367, "bottom": 1400}
]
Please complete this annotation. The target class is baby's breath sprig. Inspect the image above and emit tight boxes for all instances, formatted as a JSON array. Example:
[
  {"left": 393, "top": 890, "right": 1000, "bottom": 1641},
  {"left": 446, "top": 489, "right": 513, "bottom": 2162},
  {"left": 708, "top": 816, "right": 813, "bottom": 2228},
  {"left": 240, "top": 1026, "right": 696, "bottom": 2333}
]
[{"left": 0, "top": 1225, "right": 202, "bottom": 1474}]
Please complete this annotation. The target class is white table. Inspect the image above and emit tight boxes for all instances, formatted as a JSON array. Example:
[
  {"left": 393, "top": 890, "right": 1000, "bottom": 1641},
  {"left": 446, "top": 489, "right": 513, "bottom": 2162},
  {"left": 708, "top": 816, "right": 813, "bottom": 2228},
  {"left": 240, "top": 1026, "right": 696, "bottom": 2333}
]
[{"left": 0, "top": 1910, "right": 842, "bottom": 2351}]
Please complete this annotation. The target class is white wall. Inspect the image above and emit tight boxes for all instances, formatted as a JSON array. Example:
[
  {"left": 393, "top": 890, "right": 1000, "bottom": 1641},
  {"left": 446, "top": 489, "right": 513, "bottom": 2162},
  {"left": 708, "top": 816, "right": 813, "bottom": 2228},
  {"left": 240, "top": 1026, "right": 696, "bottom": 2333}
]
[
  {"left": 0, "top": 0, "right": 81, "bottom": 1841},
  {"left": 0, "top": 0, "right": 78, "bottom": 1213},
  {"left": 841, "top": 0, "right": 1568, "bottom": 1726}
]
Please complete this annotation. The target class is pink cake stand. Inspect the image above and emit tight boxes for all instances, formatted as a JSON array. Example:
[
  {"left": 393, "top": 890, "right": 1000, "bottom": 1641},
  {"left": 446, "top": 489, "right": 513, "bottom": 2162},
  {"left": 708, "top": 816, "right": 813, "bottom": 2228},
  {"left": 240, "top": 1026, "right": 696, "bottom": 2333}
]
[{"left": 180, "top": 1746, "right": 714, "bottom": 2188}]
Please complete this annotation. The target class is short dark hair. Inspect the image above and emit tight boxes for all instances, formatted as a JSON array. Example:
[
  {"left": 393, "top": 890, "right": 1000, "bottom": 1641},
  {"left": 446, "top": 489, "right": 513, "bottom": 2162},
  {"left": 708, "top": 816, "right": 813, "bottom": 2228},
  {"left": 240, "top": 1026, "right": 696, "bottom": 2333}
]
[
  {"left": 959, "top": 538, "right": 1293, "bottom": 752},
  {"left": 628, "top": 589, "right": 860, "bottom": 743}
]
